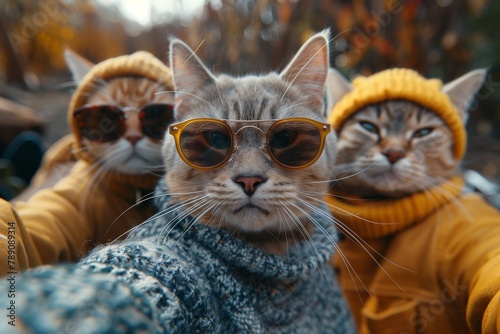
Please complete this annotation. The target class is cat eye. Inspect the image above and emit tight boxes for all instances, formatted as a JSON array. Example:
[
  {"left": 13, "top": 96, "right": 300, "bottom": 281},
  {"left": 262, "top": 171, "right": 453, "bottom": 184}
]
[
  {"left": 74, "top": 104, "right": 175, "bottom": 142},
  {"left": 169, "top": 118, "right": 331, "bottom": 170},
  {"left": 412, "top": 127, "right": 434, "bottom": 138},
  {"left": 359, "top": 121, "right": 379, "bottom": 134}
]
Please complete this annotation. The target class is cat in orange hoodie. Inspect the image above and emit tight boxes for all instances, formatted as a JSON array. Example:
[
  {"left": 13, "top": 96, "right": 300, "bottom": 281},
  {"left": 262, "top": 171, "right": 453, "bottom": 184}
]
[
  {"left": 0, "top": 50, "right": 174, "bottom": 274},
  {"left": 326, "top": 67, "right": 500, "bottom": 333}
]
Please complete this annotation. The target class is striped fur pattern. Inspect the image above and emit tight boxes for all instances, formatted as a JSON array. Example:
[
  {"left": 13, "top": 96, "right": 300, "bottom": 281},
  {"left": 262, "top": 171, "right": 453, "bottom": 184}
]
[
  {"left": 161, "top": 31, "right": 335, "bottom": 253},
  {"left": 335, "top": 100, "right": 456, "bottom": 198},
  {"left": 65, "top": 49, "right": 175, "bottom": 174},
  {"left": 81, "top": 77, "right": 174, "bottom": 174},
  {"left": 327, "top": 68, "right": 487, "bottom": 200}
]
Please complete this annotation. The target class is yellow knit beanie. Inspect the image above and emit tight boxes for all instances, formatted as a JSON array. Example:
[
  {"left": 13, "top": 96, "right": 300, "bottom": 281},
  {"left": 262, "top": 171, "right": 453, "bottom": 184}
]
[
  {"left": 68, "top": 51, "right": 174, "bottom": 146},
  {"left": 327, "top": 68, "right": 466, "bottom": 160}
]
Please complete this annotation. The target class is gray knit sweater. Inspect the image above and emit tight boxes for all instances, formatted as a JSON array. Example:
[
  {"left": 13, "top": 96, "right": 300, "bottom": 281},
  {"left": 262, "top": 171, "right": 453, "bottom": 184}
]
[{"left": 0, "top": 184, "right": 355, "bottom": 333}]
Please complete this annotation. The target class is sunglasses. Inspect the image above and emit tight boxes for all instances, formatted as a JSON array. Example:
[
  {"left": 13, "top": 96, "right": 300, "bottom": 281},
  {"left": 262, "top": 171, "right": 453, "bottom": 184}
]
[
  {"left": 168, "top": 117, "right": 332, "bottom": 170},
  {"left": 74, "top": 104, "right": 174, "bottom": 142}
]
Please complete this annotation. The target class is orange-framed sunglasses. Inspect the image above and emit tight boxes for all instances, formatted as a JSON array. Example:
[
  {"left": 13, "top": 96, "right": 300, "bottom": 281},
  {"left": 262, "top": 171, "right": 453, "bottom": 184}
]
[{"left": 168, "top": 117, "right": 332, "bottom": 170}]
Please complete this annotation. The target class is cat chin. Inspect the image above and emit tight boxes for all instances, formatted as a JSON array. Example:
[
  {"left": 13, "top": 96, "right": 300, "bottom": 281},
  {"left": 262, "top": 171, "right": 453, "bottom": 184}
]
[
  {"left": 226, "top": 212, "right": 274, "bottom": 232},
  {"left": 216, "top": 210, "right": 287, "bottom": 233},
  {"left": 106, "top": 157, "right": 160, "bottom": 174}
]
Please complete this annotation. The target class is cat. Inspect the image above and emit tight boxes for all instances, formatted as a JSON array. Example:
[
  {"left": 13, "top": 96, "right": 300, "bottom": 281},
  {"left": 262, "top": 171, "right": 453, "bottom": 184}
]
[
  {"left": 0, "top": 50, "right": 176, "bottom": 274},
  {"left": 334, "top": 98, "right": 458, "bottom": 198},
  {"left": 161, "top": 31, "right": 338, "bottom": 254},
  {"left": 17, "top": 50, "right": 175, "bottom": 199},
  {"left": 0, "top": 31, "right": 356, "bottom": 334},
  {"left": 65, "top": 49, "right": 175, "bottom": 175},
  {"left": 324, "top": 68, "right": 500, "bottom": 333},
  {"left": 326, "top": 68, "right": 487, "bottom": 198}
]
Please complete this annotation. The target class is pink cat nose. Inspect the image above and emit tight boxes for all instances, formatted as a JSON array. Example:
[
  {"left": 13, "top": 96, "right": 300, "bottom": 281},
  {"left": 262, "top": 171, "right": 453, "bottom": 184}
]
[
  {"left": 126, "top": 135, "right": 142, "bottom": 146},
  {"left": 382, "top": 149, "right": 406, "bottom": 164},
  {"left": 235, "top": 176, "right": 264, "bottom": 196}
]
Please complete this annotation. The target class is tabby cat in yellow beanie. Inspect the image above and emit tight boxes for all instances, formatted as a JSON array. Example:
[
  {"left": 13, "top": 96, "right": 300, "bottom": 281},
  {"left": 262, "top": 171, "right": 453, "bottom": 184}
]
[
  {"left": 325, "top": 68, "right": 500, "bottom": 333},
  {"left": 0, "top": 51, "right": 174, "bottom": 275}
]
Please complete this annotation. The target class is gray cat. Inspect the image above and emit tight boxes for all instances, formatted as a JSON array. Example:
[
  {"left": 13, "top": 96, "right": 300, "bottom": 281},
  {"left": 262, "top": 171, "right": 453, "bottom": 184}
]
[
  {"left": 0, "top": 31, "right": 356, "bottom": 334},
  {"left": 325, "top": 67, "right": 500, "bottom": 333}
]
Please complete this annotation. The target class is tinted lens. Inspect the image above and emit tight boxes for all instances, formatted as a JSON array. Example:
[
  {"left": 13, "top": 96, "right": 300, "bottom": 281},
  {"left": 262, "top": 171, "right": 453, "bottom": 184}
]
[
  {"left": 268, "top": 120, "right": 321, "bottom": 167},
  {"left": 140, "top": 104, "right": 175, "bottom": 140},
  {"left": 74, "top": 106, "right": 124, "bottom": 142},
  {"left": 179, "top": 120, "right": 232, "bottom": 168}
]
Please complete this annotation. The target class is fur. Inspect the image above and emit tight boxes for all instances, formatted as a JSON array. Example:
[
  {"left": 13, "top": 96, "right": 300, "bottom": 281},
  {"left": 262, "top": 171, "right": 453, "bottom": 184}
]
[
  {"left": 160, "top": 30, "right": 336, "bottom": 254},
  {"left": 65, "top": 50, "right": 175, "bottom": 174},
  {"left": 326, "top": 68, "right": 487, "bottom": 198}
]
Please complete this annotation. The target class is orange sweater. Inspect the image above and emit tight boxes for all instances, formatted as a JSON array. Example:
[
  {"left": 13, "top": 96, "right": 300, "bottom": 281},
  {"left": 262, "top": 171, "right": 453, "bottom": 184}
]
[
  {"left": 0, "top": 51, "right": 171, "bottom": 276},
  {"left": 327, "top": 177, "right": 500, "bottom": 333},
  {"left": 0, "top": 160, "right": 159, "bottom": 275}
]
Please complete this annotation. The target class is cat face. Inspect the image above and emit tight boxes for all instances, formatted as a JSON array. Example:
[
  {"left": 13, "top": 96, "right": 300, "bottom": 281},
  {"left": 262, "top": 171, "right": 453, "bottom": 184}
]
[
  {"left": 163, "top": 31, "right": 336, "bottom": 235},
  {"left": 65, "top": 50, "right": 175, "bottom": 175},
  {"left": 335, "top": 101, "right": 456, "bottom": 197},
  {"left": 82, "top": 77, "right": 174, "bottom": 174},
  {"left": 326, "top": 68, "right": 487, "bottom": 198}
]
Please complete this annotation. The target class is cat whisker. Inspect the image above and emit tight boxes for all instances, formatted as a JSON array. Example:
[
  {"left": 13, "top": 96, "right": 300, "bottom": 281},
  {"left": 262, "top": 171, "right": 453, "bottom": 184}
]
[
  {"left": 137, "top": 163, "right": 166, "bottom": 171},
  {"left": 142, "top": 169, "right": 167, "bottom": 179},
  {"left": 275, "top": 207, "right": 292, "bottom": 257},
  {"left": 78, "top": 157, "right": 113, "bottom": 212},
  {"left": 155, "top": 89, "right": 219, "bottom": 115},
  {"left": 112, "top": 193, "right": 208, "bottom": 245},
  {"left": 280, "top": 203, "right": 331, "bottom": 281},
  {"left": 89, "top": 77, "right": 110, "bottom": 91},
  {"left": 77, "top": 147, "right": 164, "bottom": 231},
  {"left": 300, "top": 195, "right": 415, "bottom": 276},
  {"left": 184, "top": 39, "right": 205, "bottom": 65},
  {"left": 279, "top": 96, "right": 318, "bottom": 115},
  {"left": 304, "top": 193, "right": 398, "bottom": 227},
  {"left": 296, "top": 198, "right": 373, "bottom": 299},
  {"left": 296, "top": 197, "right": 409, "bottom": 298},
  {"left": 153, "top": 90, "right": 173, "bottom": 96},
  {"left": 417, "top": 175, "right": 474, "bottom": 225},
  {"left": 295, "top": 188, "right": 367, "bottom": 203},
  {"left": 304, "top": 162, "right": 376, "bottom": 185},
  {"left": 168, "top": 200, "right": 218, "bottom": 249},
  {"left": 70, "top": 145, "right": 90, "bottom": 156},
  {"left": 204, "top": 200, "right": 226, "bottom": 228},
  {"left": 53, "top": 81, "right": 79, "bottom": 90},
  {"left": 103, "top": 189, "right": 170, "bottom": 239},
  {"left": 285, "top": 201, "right": 350, "bottom": 292},
  {"left": 280, "top": 33, "right": 330, "bottom": 103},
  {"left": 156, "top": 194, "right": 213, "bottom": 242},
  {"left": 331, "top": 162, "right": 376, "bottom": 182}
]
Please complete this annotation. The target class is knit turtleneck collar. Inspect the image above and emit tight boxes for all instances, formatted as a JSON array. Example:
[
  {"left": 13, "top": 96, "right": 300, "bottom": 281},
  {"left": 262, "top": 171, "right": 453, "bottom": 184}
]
[
  {"left": 135, "top": 179, "right": 337, "bottom": 280},
  {"left": 326, "top": 176, "right": 464, "bottom": 240},
  {"left": 86, "top": 180, "right": 355, "bottom": 333}
]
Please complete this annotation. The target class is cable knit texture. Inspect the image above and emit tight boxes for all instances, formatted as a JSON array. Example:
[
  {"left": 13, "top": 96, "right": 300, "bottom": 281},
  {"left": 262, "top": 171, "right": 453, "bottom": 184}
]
[
  {"left": 326, "top": 68, "right": 500, "bottom": 333},
  {"left": 326, "top": 176, "right": 464, "bottom": 239},
  {"left": 0, "top": 180, "right": 356, "bottom": 333},
  {"left": 327, "top": 68, "right": 466, "bottom": 159}
]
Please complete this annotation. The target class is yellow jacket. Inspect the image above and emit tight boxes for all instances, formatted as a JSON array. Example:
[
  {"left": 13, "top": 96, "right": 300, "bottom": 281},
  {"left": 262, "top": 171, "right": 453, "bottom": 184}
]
[
  {"left": 0, "top": 51, "right": 172, "bottom": 276},
  {"left": 1, "top": 161, "right": 159, "bottom": 273},
  {"left": 328, "top": 177, "right": 500, "bottom": 333}
]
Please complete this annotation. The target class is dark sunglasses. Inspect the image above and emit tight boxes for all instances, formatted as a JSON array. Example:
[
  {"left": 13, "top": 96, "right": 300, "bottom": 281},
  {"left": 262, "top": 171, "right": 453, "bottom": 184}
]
[
  {"left": 168, "top": 117, "right": 331, "bottom": 170},
  {"left": 74, "top": 104, "right": 174, "bottom": 142}
]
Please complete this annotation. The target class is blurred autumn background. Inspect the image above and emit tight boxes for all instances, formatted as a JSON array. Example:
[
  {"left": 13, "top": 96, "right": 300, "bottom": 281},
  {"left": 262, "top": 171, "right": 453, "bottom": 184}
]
[{"left": 0, "top": 0, "right": 499, "bottom": 186}]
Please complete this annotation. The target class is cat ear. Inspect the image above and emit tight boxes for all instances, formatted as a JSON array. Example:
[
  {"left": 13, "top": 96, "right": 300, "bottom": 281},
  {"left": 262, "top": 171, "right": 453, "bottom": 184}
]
[
  {"left": 64, "top": 48, "right": 94, "bottom": 83},
  {"left": 442, "top": 68, "right": 488, "bottom": 122},
  {"left": 169, "top": 38, "right": 216, "bottom": 116},
  {"left": 280, "top": 30, "right": 330, "bottom": 113},
  {"left": 324, "top": 68, "right": 353, "bottom": 118}
]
